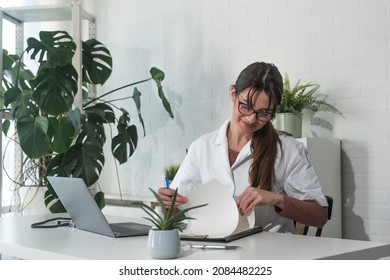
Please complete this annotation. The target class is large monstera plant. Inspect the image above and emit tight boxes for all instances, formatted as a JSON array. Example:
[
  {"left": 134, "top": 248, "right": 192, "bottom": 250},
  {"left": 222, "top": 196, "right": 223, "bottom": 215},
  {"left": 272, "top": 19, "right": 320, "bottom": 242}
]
[{"left": 1, "top": 30, "right": 173, "bottom": 213}]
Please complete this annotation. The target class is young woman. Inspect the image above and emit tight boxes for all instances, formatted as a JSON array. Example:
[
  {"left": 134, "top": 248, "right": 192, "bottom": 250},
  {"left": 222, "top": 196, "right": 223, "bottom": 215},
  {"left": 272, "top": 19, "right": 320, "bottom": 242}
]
[{"left": 158, "top": 62, "right": 328, "bottom": 233}]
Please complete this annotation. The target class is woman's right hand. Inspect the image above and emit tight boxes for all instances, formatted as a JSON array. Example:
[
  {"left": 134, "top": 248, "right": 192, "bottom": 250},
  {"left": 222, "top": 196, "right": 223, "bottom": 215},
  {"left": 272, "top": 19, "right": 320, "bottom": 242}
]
[{"left": 158, "top": 188, "right": 189, "bottom": 208}]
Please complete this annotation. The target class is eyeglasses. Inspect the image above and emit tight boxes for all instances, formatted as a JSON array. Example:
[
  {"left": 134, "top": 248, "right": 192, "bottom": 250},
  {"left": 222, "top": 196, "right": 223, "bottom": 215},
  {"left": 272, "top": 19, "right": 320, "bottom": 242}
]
[{"left": 237, "top": 101, "right": 273, "bottom": 121}]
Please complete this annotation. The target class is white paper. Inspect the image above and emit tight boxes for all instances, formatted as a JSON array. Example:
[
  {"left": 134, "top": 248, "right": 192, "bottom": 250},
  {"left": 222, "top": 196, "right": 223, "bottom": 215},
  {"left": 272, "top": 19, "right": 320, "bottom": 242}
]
[
  {"left": 180, "top": 179, "right": 255, "bottom": 238},
  {"left": 233, "top": 209, "right": 255, "bottom": 235}
]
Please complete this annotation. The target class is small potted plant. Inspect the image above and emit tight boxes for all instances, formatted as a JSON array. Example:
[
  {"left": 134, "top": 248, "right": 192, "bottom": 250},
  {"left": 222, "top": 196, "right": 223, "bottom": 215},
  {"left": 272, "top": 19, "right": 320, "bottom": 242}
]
[
  {"left": 163, "top": 163, "right": 180, "bottom": 188},
  {"left": 274, "top": 73, "right": 343, "bottom": 137},
  {"left": 134, "top": 188, "right": 206, "bottom": 259}
]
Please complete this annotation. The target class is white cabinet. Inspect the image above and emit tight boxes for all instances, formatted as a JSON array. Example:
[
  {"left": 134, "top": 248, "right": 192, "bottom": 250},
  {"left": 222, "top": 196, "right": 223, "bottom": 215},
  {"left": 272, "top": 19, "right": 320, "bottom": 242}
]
[{"left": 297, "top": 138, "right": 342, "bottom": 238}]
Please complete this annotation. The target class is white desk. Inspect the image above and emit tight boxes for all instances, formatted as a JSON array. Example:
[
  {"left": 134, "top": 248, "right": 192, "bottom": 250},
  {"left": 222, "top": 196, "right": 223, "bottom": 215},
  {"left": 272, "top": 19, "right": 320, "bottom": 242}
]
[{"left": 1, "top": 214, "right": 389, "bottom": 260}]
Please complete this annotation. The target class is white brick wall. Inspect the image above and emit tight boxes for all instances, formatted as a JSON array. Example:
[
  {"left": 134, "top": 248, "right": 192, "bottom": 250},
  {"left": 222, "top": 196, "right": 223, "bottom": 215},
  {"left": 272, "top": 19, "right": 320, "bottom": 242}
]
[{"left": 90, "top": 0, "right": 390, "bottom": 243}]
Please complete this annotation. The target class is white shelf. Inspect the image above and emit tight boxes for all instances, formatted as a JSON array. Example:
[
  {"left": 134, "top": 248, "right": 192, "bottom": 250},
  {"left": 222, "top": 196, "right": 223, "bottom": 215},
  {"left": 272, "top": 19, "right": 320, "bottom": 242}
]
[
  {"left": 0, "top": 2, "right": 95, "bottom": 215},
  {"left": 1, "top": 4, "right": 94, "bottom": 23}
]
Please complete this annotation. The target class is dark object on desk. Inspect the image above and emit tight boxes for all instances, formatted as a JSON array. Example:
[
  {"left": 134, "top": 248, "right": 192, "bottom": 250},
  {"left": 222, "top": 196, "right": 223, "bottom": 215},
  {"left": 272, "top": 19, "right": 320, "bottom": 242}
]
[
  {"left": 297, "top": 195, "right": 333, "bottom": 237},
  {"left": 47, "top": 176, "right": 151, "bottom": 238},
  {"left": 31, "top": 217, "right": 72, "bottom": 228},
  {"left": 191, "top": 245, "right": 241, "bottom": 250},
  {"left": 180, "top": 225, "right": 263, "bottom": 243}
]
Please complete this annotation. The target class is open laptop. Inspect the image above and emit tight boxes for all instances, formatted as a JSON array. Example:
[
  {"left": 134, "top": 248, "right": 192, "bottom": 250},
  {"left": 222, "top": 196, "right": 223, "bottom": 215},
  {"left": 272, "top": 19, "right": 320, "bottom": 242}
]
[{"left": 47, "top": 176, "right": 151, "bottom": 238}]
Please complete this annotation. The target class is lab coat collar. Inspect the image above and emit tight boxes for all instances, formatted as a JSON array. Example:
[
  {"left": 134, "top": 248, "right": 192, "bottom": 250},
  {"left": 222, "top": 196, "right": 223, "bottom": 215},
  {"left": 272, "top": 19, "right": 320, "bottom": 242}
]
[
  {"left": 215, "top": 120, "right": 252, "bottom": 170},
  {"left": 215, "top": 119, "right": 230, "bottom": 146}
]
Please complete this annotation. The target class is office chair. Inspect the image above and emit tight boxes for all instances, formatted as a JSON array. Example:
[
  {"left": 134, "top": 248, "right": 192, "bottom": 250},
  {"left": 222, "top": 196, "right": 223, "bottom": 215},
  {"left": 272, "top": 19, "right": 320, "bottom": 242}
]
[{"left": 296, "top": 195, "right": 333, "bottom": 237}]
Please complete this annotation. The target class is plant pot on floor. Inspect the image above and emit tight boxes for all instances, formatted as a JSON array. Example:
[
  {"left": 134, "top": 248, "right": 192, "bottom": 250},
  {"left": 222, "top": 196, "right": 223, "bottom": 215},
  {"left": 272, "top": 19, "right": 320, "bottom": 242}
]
[
  {"left": 274, "top": 113, "right": 303, "bottom": 138},
  {"left": 148, "top": 228, "right": 181, "bottom": 259}
]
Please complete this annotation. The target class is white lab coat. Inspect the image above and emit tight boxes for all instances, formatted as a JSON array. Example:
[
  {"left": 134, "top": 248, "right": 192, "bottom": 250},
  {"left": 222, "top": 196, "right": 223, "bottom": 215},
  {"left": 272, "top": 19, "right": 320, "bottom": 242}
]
[{"left": 171, "top": 120, "right": 328, "bottom": 233}]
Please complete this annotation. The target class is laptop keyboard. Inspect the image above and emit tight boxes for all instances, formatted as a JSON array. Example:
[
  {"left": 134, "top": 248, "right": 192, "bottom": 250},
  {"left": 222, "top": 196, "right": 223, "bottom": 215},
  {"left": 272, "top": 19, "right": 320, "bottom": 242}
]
[{"left": 110, "top": 222, "right": 151, "bottom": 236}]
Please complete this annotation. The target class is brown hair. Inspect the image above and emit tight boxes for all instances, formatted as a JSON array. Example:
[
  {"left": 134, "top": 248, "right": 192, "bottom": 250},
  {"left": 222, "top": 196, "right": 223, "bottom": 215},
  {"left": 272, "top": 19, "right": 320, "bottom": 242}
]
[{"left": 233, "top": 62, "right": 283, "bottom": 191}]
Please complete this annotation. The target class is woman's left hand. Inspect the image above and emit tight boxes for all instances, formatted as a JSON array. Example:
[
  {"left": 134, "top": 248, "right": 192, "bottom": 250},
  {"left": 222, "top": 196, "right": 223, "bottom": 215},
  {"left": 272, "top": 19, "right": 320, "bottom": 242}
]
[{"left": 236, "top": 187, "right": 284, "bottom": 215}]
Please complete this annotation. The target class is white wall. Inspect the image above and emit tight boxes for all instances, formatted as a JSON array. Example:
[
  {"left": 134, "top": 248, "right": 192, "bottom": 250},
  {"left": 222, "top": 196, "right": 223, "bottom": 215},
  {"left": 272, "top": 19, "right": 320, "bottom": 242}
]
[{"left": 88, "top": 0, "right": 390, "bottom": 243}]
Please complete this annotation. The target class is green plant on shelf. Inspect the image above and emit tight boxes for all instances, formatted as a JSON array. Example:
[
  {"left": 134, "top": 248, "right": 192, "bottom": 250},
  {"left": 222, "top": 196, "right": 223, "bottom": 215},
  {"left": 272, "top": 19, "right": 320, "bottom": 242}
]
[{"left": 277, "top": 73, "right": 343, "bottom": 131}]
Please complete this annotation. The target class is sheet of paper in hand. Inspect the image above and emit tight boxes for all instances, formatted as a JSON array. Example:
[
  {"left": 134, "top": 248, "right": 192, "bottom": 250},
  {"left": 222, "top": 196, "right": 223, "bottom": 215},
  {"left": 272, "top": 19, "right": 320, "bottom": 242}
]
[{"left": 179, "top": 179, "right": 263, "bottom": 242}]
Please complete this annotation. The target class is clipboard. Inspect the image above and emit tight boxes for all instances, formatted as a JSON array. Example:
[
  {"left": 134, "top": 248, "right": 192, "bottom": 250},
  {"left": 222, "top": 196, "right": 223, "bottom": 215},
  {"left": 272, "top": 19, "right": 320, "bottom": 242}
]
[{"left": 180, "top": 225, "right": 263, "bottom": 243}]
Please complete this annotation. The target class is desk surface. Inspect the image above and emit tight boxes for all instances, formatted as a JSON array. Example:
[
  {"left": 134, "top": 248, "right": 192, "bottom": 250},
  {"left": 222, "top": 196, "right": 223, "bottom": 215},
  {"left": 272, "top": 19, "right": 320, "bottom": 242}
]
[{"left": 1, "top": 214, "right": 389, "bottom": 260}]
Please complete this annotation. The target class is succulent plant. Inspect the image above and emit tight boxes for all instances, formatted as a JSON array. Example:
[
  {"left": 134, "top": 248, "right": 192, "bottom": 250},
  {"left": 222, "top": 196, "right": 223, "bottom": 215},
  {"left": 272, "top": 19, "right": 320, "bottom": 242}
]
[{"left": 135, "top": 187, "right": 207, "bottom": 231}]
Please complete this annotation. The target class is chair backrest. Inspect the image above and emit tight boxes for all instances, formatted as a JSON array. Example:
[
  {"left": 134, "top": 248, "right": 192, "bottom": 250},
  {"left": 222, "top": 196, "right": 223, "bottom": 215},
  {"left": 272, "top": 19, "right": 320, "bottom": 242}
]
[{"left": 301, "top": 195, "right": 333, "bottom": 237}]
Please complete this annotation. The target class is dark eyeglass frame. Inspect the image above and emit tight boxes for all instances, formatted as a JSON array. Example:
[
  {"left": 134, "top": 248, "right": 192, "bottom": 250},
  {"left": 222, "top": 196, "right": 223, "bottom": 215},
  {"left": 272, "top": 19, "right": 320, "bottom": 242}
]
[{"left": 237, "top": 101, "right": 273, "bottom": 121}]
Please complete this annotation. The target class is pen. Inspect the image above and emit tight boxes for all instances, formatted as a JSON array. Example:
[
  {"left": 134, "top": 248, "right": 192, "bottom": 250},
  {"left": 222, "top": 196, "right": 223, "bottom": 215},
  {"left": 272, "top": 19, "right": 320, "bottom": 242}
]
[
  {"left": 191, "top": 245, "right": 241, "bottom": 250},
  {"left": 165, "top": 177, "right": 170, "bottom": 189}
]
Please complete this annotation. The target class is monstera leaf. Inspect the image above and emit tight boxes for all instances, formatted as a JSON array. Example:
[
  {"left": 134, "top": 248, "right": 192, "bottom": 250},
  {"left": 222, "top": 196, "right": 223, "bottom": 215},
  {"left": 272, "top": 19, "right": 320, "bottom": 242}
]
[
  {"left": 111, "top": 110, "right": 138, "bottom": 164},
  {"left": 82, "top": 38, "right": 113, "bottom": 85},
  {"left": 26, "top": 30, "right": 76, "bottom": 66},
  {"left": 74, "top": 103, "right": 115, "bottom": 149},
  {"left": 46, "top": 153, "right": 68, "bottom": 178},
  {"left": 16, "top": 115, "right": 50, "bottom": 159},
  {"left": 76, "top": 118, "right": 106, "bottom": 148},
  {"left": 150, "top": 67, "right": 173, "bottom": 118},
  {"left": 62, "top": 142, "right": 105, "bottom": 187},
  {"left": 4, "top": 87, "right": 22, "bottom": 108},
  {"left": 84, "top": 103, "right": 115, "bottom": 124},
  {"left": 132, "top": 87, "right": 146, "bottom": 136},
  {"left": 31, "top": 63, "right": 78, "bottom": 116},
  {"left": 48, "top": 115, "right": 76, "bottom": 153},
  {"left": 2, "top": 50, "right": 34, "bottom": 91},
  {"left": 67, "top": 108, "right": 82, "bottom": 136},
  {"left": 6, "top": 88, "right": 39, "bottom": 120}
]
